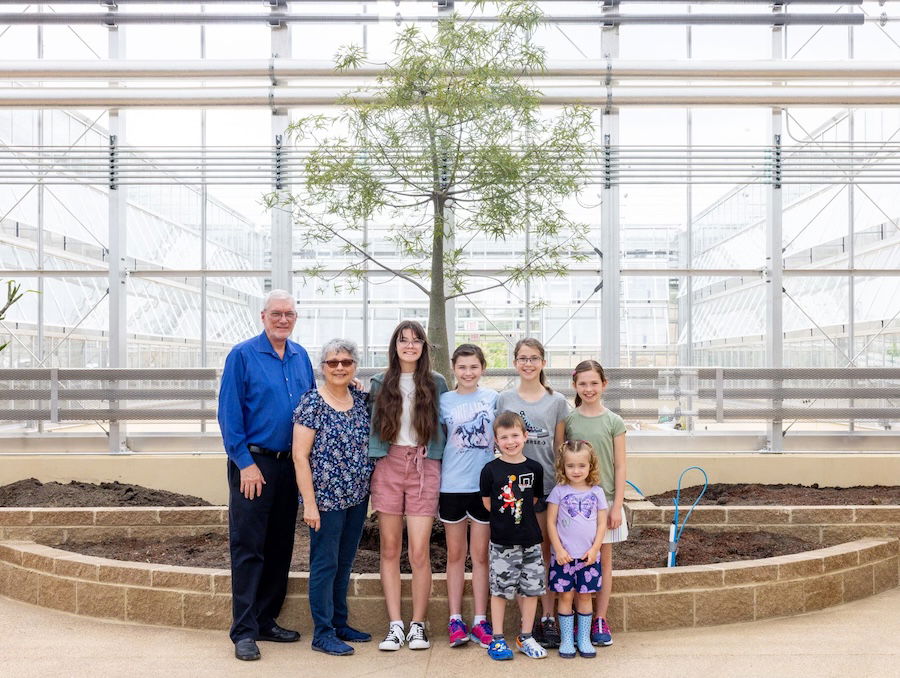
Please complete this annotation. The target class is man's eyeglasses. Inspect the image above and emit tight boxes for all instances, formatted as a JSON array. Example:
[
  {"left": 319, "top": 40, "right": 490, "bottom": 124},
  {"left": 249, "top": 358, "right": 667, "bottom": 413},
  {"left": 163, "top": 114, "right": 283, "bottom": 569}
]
[
  {"left": 397, "top": 338, "right": 425, "bottom": 347},
  {"left": 323, "top": 359, "right": 356, "bottom": 368},
  {"left": 515, "top": 356, "right": 543, "bottom": 364},
  {"left": 267, "top": 311, "right": 297, "bottom": 320}
]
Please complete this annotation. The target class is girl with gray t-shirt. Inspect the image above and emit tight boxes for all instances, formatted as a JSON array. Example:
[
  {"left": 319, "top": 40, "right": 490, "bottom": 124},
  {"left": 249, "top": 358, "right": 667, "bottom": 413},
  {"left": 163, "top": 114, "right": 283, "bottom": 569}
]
[{"left": 495, "top": 338, "right": 569, "bottom": 649}]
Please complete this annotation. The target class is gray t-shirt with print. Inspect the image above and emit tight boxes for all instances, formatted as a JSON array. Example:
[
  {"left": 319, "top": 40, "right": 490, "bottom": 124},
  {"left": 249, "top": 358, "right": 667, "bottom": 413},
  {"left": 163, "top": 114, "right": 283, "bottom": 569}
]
[{"left": 496, "top": 389, "right": 570, "bottom": 495}]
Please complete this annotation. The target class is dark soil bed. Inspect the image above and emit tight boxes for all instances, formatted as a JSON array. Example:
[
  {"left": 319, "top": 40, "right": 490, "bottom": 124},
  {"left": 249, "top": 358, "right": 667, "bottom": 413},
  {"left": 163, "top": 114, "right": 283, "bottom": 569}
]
[
  {"left": 51, "top": 516, "right": 443, "bottom": 574},
  {"left": 7, "top": 478, "right": 892, "bottom": 572},
  {"left": 0, "top": 478, "right": 210, "bottom": 508},
  {"left": 51, "top": 520, "right": 823, "bottom": 574},
  {"left": 645, "top": 483, "right": 900, "bottom": 507},
  {"left": 614, "top": 527, "right": 825, "bottom": 569}
]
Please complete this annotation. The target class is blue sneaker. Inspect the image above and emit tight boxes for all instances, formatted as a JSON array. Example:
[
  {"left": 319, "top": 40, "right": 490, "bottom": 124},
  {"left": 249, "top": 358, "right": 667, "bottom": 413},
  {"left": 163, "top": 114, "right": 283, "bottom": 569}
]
[
  {"left": 590, "top": 617, "right": 613, "bottom": 646},
  {"left": 487, "top": 637, "right": 514, "bottom": 661},
  {"left": 335, "top": 625, "right": 371, "bottom": 643},
  {"left": 312, "top": 633, "right": 354, "bottom": 656}
]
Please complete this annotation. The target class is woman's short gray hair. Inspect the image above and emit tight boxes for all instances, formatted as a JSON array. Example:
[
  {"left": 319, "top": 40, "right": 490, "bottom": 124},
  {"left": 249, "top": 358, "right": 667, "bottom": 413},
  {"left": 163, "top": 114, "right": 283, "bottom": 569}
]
[{"left": 318, "top": 338, "right": 360, "bottom": 367}]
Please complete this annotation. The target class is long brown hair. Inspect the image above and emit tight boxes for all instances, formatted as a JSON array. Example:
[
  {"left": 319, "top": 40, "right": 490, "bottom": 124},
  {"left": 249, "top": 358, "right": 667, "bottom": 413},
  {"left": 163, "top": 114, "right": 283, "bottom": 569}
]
[
  {"left": 572, "top": 359, "right": 607, "bottom": 407},
  {"left": 374, "top": 320, "right": 438, "bottom": 445},
  {"left": 514, "top": 337, "right": 553, "bottom": 394}
]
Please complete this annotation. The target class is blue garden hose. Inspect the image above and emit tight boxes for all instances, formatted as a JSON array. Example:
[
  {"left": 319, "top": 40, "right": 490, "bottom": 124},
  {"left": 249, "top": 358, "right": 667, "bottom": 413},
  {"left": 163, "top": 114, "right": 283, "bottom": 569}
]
[
  {"left": 626, "top": 480, "right": 645, "bottom": 497},
  {"left": 667, "top": 466, "right": 709, "bottom": 568}
]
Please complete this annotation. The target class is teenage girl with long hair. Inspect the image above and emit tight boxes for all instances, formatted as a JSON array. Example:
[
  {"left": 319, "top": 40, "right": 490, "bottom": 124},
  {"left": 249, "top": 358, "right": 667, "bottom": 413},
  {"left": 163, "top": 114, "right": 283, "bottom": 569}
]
[
  {"left": 368, "top": 320, "right": 448, "bottom": 652},
  {"left": 496, "top": 338, "right": 569, "bottom": 648},
  {"left": 564, "top": 359, "right": 627, "bottom": 647}
]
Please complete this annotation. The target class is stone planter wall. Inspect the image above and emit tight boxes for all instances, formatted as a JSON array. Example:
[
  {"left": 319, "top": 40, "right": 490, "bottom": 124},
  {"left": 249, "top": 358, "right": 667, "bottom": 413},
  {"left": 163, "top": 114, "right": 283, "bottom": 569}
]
[
  {"left": 0, "top": 507, "right": 228, "bottom": 543},
  {"left": 626, "top": 503, "right": 900, "bottom": 544},
  {"left": 0, "top": 537, "right": 896, "bottom": 633}
]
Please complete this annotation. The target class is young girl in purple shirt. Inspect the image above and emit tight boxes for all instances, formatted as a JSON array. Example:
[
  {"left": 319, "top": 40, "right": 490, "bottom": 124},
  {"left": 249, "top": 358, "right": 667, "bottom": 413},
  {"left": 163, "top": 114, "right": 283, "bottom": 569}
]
[{"left": 545, "top": 440, "right": 608, "bottom": 659}]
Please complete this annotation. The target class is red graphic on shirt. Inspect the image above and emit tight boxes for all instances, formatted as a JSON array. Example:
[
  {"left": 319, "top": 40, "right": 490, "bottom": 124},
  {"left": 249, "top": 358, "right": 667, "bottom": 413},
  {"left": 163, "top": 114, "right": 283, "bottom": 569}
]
[{"left": 498, "top": 474, "right": 524, "bottom": 524}]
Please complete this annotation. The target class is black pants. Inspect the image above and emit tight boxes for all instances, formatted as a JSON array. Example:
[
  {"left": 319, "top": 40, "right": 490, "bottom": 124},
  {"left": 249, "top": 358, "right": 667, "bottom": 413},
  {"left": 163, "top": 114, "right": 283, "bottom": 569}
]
[{"left": 227, "top": 452, "right": 298, "bottom": 642}]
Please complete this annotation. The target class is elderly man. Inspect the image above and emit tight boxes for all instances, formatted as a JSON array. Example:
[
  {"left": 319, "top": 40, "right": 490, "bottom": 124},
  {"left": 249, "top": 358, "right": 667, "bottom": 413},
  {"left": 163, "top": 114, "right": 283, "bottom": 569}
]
[{"left": 218, "top": 289, "right": 314, "bottom": 661}]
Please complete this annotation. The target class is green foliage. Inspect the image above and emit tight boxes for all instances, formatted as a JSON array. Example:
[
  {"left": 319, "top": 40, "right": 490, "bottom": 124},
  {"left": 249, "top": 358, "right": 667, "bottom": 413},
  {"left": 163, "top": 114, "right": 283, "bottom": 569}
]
[
  {"left": 0, "top": 280, "right": 25, "bottom": 353},
  {"left": 266, "top": 0, "right": 594, "bottom": 378}
]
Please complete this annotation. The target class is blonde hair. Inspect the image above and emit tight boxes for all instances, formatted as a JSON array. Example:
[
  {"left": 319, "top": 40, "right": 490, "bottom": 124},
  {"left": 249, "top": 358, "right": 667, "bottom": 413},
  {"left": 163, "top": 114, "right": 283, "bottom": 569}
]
[{"left": 555, "top": 439, "right": 600, "bottom": 486}]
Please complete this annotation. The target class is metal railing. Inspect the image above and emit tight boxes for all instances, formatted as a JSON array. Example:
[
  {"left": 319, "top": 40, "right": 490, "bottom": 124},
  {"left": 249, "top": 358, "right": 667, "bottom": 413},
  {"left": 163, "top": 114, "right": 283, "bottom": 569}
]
[{"left": 1, "top": 366, "right": 897, "bottom": 426}]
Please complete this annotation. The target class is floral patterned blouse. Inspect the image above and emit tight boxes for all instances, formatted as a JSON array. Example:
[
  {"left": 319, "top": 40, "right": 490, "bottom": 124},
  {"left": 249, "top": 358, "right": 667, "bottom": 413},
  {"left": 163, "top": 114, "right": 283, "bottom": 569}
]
[{"left": 292, "top": 388, "right": 374, "bottom": 511}]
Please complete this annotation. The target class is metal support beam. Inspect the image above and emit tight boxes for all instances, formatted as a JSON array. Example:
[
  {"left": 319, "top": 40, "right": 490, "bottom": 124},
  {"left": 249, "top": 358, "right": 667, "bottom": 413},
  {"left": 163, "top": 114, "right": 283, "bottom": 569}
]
[
  {"left": 107, "top": 6, "right": 127, "bottom": 453},
  {"left": 35, "top": 10, "right": 45, "bottom": 433},
  {"left": 600, "top": 7, "right": 621, "bottom": 372},
  {"left": 766, "top": 7, "right": 784, "bottom": 453},
  {"left": 15, "top": 85, "right": 900, "bottom": 108},
  {"left": 12, "top": 58, "right": 900, "bottom": 81},
  {"left": 0, "top": 11, "right": 866, "bottom": 26},
  {"left": 269, "top": 9, "right": 292, "bottom": 296},
  {"left": 683, "top": 19, "right": 694, "bottom": 430},
  {"left": 200, "top": 18, "right": 208, "bottom": 433}
]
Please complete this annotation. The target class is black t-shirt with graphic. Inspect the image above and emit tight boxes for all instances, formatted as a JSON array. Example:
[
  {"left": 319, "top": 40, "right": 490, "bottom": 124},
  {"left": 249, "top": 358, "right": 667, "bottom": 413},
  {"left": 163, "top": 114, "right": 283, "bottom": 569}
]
[{"left": 479, "top": 457, "right": 544, "bottom": 547}]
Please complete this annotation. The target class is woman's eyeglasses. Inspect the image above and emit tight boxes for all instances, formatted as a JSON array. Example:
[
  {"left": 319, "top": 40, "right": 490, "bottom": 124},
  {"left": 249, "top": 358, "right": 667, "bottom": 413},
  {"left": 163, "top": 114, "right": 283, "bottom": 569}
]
[
  {"left": 397, "top": 338, "right": 425, "bottom": 347},
  {"left": 515, "top": 356, "right": 543, "bottom": 364},
  {"left": 323, "top": 359, "right": 356, "bottom": 368}
]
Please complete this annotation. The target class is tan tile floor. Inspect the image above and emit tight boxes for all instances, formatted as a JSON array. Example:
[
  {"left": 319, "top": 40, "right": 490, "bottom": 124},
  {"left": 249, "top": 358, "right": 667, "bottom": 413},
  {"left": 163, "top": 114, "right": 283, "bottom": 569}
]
[{"left": 1, "top": 587, "right": 899, "bottom": 678}]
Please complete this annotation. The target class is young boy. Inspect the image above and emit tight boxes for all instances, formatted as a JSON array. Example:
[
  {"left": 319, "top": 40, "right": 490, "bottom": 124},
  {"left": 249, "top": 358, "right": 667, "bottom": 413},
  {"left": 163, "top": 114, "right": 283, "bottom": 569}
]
[{"left": 479, "top": 411, "right": 547, "bottom": 661}]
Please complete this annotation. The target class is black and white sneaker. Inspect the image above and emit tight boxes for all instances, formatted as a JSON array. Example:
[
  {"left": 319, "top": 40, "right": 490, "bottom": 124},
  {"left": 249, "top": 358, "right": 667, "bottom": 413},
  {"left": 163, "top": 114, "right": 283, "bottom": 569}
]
[
  {"left": 378, "top": 623, "right": 405, "bottom": 651},
  {"left": 407, "top": 621, "right": 431, "bottom": 650}
]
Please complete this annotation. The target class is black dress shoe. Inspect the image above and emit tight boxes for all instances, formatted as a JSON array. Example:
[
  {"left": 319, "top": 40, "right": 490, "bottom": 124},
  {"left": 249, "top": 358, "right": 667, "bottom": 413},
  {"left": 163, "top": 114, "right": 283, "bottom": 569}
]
[
  {"left": 235, "top": 638, "right": 261, "bottom": 661},
  {"left": 257, "top": 623, "right": 301, "bottom": 643}
]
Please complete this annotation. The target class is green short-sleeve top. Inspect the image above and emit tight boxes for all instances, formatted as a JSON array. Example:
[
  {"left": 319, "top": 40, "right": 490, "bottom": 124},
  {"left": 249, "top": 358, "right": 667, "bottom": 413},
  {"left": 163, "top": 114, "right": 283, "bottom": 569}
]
[{"left": 564, "top": 408, "right": 626, "bottom": 504}]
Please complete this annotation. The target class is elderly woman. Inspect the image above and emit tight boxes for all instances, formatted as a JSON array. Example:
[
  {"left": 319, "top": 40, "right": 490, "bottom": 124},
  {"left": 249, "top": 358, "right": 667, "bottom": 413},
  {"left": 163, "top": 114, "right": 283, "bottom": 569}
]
[{"left": 292, "top": 338, "right": 374, "bottom": 656}]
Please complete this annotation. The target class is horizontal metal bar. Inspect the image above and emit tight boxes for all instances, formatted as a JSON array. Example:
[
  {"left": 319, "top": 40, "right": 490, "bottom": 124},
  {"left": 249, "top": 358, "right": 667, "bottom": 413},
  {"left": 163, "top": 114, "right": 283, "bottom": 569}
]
[
  {"left": 9, "top": 86, "right": 900, "bottom": 107},
  {"left": 10, "top": 58, "right": 900, "bottom": 81},
  {"left": 3, "top": 386, "right": 887, "bottom": 402},
  {"left": 3, "top": 367, "right": 898, "bottom": 382},
  {"left": 0, "top": 388, "right": 217, "bottom": 400},
  {"left": 5, "top": 268, "right": 900, "bottom": 280},
  {"left": 695, "top": 408, "right": 899, "bottom": 420},
  {"left": 0, "top": 409, "right": 217, "bottom": 421},
  {"left": 0, "top": 12, "right": 864, "bottom": 26},
  {"left": 1, "top": 407, "right": 894, "bottom": 422},
  {"left": 0, "top": 368, "right": 217, "bottom": 380}
]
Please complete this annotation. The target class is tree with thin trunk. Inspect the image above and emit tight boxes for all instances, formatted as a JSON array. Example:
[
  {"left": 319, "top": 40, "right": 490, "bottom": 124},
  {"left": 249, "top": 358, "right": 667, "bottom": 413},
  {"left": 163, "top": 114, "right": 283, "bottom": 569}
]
[
  {"left": 0, "top": 280, "right": 24, "bottom": 353},
  {"left": 267, "top": 0, "right": 594, "bottom": 381}
]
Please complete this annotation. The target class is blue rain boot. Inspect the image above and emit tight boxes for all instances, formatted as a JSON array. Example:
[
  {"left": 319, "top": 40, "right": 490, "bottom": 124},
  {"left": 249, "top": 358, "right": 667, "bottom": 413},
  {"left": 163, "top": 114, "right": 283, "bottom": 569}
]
[
  {"left": 576, "top": 613, "right": 597, "bottom": 658},
  {"left": 558, "top": 613, "right": 576, "bottom": 658}
]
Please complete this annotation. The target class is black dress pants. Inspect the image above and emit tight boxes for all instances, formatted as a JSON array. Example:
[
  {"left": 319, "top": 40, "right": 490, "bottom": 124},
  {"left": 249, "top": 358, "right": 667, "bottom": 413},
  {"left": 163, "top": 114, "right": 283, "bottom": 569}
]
[{"left": 227, "top": 452, "right": 298, "bottom": 642}]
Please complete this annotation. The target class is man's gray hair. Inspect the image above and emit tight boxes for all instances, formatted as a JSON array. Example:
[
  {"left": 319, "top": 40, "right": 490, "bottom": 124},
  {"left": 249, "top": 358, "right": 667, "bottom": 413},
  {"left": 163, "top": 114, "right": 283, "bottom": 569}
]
[
  {"left": 263, "top": 289, "right": 295, "bottom": 311},
  {"left": 318, "top": 338, "right": 360, "bottom": 366}
]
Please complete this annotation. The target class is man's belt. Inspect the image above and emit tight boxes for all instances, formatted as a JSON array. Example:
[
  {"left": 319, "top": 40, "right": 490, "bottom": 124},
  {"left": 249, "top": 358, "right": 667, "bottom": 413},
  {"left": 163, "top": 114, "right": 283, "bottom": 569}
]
[{"left": 248, "top": 444, "right": 291, "bottom": 460}]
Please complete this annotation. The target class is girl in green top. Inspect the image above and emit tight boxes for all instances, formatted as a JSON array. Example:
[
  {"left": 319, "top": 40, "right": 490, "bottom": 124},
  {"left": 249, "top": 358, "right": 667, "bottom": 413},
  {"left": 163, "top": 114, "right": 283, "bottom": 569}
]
[{"left": 564, "top": 360, "right": 627, "bottom": 648}]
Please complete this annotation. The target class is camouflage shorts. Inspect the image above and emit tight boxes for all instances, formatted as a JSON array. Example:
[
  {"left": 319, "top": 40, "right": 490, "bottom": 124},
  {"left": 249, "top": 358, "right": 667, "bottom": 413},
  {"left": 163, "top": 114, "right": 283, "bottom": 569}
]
[{"left": 489, "top": 542, "right": 546, "bottom": 600}]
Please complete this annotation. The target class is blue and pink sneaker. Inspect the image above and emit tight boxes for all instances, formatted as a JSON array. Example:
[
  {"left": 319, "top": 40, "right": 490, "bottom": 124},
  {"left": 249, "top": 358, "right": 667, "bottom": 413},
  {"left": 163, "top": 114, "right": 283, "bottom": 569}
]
[
  {"left": 448, "top": 618, "right": 470, "bottom": 647},
  {"left": 591, "top": 617, "right": 613, "bottom": 646},
  {"left": 469, "top": 620, "right": 493, "bottom": 648}
]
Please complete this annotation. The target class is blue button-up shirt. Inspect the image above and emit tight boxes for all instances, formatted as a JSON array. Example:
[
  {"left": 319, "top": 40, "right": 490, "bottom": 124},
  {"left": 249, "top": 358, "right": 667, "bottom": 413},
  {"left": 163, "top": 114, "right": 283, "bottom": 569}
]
[{"left": 218, "top": 331, "right": 315, "bottom": 469}]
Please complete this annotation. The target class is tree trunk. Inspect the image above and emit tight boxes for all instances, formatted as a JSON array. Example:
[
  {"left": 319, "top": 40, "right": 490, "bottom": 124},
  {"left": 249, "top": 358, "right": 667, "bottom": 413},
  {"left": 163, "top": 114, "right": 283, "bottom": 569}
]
[{"left": 428, "top": 201, "right": 453, "bottom": 385}]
